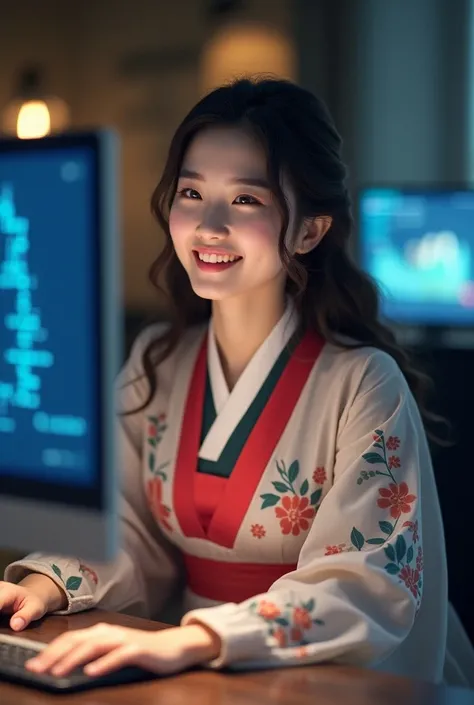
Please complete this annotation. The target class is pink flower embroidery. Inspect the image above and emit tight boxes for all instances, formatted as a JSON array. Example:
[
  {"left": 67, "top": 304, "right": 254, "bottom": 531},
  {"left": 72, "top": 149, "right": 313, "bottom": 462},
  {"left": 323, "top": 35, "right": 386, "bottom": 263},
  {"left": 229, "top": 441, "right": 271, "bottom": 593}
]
[
  {"left": 324, "top": 543, "right": 346, "bottom": 555},
  {"left": 377, "top": 482, "right": 416, "bottom": 519},
  {"left": 416, "top": 546, "right": 424, "bottom": 572},
  {"left": 257, "top": 600, "right": 281, "bottom": 620},
  {"left": 386, "top": 436, "right": 401, "bottom": 450},
  {"left": 275, "top": 496, "right": 315, "bottom": 536},
  {"left": 399, "top": 565, "right": 420, "bottom": 599},
  {"left": 312, "top": 466, "right": 327, "bottom": 485},
  {"left": 78, "top": 564, "right": 98, "bottom": 585},
  {"left": 402, "top": 519, "right": 419, "bottom": 543},
  {"left": 147, "top": 477, "right": 172, "bottom": 532},
  {"left": 273, "top": 627, "right": 287, "bottom": 647},
  {"left": 251, "top": 524, "right": 266, "bottom": 539},
  {"left": 293, "top": 606, "right": 312, "bottom": 630}
]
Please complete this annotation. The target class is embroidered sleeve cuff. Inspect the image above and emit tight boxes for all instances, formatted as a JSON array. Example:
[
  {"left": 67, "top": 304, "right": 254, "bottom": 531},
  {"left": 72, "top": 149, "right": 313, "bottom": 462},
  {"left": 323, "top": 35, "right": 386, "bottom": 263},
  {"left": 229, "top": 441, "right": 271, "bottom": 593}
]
[
  {"left": 4, "top": 559, "right": 95, "bottom": 615},
  {"left": 181, "top": 603, "right": 270, "bottom": 668}
]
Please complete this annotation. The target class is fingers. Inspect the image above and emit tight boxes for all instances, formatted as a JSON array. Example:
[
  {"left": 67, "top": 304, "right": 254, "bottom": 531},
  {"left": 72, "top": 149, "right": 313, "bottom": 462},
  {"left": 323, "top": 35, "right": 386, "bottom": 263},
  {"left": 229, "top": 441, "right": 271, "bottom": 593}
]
[
  {"left": 26, "top": 624, "right": 126, "bottom": 676},
  {"left": 0, "top": 584, "right": 42, "bottom": 631},
  {"left": 84, "top": 644, "right": 139, "bottom": 677},
  {"left": 10, "top": 603, "right": 44, "bottom": 631},
  {"left": 26, "top": 630, "right": 89, "bottom": 674}
]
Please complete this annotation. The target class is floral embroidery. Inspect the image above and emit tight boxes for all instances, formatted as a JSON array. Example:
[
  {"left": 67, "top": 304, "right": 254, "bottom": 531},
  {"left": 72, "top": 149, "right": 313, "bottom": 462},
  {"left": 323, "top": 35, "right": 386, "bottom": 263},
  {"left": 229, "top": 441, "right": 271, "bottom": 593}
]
[
  {"left": 147, "top": 476, "right": 173, "bottom": 532},
  {"left": 416, "top": 546, "right": 423, "bottom": 572},
  {"left": 146, "top": 414, "right": 169, "bottom": 477},
  {"left": 399, "top": 564, "right": 421, "bottom": 598},
  {"left": 386, "top": 435, "right": 400, "bottom": 451},
  {"left": 251, "top": 524, "right": 266, "bottom": 539},
  {"left": 388, "top": 455, "right": 401, "bottom": 469},
  {"left": 147, "top": 413, "right": 167, "bottom": 447},
  {"left": 312, "top": 466, "right": 326, "bottom": 485},
  {"left": 250, "top": 597, "right": 324, "bottom": 648},
  {"left": 403, "top": 519, "right": 419, "bottom": 543},
  {"left": 257, "top": 600, "right": 281, "bottom": 620},
  {"left": 377, "top": 482, "right": 416, "bottom": 519},
  {"left": 51, "top": 564, "right": 83, "bottom": 597},
  {"left": 260, "top": 460, "right": 322, "bottom": 536},
  {"left": 325, "top": 543, "right": 348, "bottom": 555},
  {"left": 274, "top": 627, "right": 287, "bottom": 647},
  {"left": 79, "top": 563, "right": 98, "bottom": 585},
  {"left": 350, "top": 430, "right": 422, "bottom": 608},
  {"left": 275, "top": 496, "right": 315, "bottom": 536}
]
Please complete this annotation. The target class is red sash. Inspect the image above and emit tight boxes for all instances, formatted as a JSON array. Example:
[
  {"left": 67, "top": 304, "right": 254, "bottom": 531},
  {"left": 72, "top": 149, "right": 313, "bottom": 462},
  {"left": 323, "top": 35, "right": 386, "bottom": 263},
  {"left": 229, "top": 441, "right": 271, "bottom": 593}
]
[
  {"left": 173, "top": 330, "right": 324, "bottom": 549},
  {"left": 183, "top": 554, "right": 297, "bottom": 602}
]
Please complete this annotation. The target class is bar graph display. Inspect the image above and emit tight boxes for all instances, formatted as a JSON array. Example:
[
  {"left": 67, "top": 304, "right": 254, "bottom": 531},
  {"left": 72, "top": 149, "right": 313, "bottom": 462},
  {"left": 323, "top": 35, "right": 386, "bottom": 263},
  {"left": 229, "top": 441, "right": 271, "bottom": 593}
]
[
  {"left": 0, "top": 147, "right": 99, "bottom": 485},
  {"left": 359, "top": 189, "right": 474, "bottom": 325}
]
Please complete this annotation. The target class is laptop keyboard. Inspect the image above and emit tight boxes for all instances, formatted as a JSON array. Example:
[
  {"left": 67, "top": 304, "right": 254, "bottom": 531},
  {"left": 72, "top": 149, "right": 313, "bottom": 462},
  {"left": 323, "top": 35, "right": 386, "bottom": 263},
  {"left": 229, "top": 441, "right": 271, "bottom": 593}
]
[{"left": 0, "top": 632, "right": 157, "bottom": 692}]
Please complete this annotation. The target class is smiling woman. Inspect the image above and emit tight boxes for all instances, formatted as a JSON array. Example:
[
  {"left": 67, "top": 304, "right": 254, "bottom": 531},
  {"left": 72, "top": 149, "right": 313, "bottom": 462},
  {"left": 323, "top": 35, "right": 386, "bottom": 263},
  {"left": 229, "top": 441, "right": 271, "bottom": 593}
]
[
  {"left": 169, "top": 126, "right": 288, "bottom": 306},
  {"left": 1, "top": 76, "right": 473, "bottom": 688}
]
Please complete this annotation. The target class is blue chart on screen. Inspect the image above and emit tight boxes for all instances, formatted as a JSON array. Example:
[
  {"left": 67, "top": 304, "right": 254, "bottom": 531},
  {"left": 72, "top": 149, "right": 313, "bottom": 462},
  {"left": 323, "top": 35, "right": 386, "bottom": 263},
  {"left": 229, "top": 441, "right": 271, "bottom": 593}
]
[
  {"left": 0, "top": 148, "right": 98, "bottom": 486},
  {"left": 359, "top": 189, "right": 474, "bottom": 325}
]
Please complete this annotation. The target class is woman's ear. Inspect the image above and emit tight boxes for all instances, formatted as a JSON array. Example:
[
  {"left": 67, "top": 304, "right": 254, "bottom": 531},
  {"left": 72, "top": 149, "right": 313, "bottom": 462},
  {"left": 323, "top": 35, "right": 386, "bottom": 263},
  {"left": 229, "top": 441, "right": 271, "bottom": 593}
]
[{"left": 294, "top": 216, "right": 332, "bottom": 255}]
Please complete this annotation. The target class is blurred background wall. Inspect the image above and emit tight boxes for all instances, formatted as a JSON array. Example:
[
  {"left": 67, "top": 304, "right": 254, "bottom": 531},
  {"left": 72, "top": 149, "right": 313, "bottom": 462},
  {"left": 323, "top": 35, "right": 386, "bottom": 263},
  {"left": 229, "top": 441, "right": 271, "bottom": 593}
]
[{"left": 1, "top": 0, "right": 473, "bottom": 640}]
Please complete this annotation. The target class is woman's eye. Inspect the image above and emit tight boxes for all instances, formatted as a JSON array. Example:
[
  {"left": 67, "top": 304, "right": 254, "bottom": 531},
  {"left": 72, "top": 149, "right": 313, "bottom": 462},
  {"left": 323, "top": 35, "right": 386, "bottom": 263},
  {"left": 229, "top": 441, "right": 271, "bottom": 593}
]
[
  {"left": 178, "top": 187, "right": 201, "bottom": 200},
  {"left": 234, "top": 194, "right": 261, "bottom": 206}
]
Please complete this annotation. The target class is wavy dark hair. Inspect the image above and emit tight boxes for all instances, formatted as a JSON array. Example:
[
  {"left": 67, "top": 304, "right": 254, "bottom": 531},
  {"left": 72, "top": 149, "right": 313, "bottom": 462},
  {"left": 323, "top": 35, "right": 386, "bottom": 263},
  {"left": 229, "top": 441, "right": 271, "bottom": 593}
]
[{"left": 130, "top": 76, "right": 446, "bottom": 444}]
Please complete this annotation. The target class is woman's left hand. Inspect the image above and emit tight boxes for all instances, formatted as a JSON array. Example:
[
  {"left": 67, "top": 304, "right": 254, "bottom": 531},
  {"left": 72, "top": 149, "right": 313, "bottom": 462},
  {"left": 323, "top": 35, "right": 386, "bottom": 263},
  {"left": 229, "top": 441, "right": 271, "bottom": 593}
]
[{"left": 25, "top": 622, "right": 221, "bottom": 678}]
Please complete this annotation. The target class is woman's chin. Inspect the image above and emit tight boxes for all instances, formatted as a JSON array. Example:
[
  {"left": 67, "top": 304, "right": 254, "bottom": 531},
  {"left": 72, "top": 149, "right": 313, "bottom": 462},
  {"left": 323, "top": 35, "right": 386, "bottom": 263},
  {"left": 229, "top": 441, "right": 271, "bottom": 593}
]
[{"left": 190, "top": 281, "right": 236, "bottom": 301}]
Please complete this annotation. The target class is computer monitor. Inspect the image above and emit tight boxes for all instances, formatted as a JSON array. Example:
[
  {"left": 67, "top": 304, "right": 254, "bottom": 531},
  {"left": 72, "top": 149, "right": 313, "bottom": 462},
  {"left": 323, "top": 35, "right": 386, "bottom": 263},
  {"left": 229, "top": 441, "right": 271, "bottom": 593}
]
[
  {"left": 0, "top": 131, "right": 121, "bottom": 562},
  {"left": 358, "top": 186, "right": 474, "bottom": 326}
]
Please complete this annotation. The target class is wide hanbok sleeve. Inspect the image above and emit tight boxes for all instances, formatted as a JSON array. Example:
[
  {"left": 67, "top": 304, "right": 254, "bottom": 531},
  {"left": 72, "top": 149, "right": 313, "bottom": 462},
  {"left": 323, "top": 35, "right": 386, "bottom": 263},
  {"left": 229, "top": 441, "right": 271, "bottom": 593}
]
[
  {"left": 182, "top": 351, "right": 426, "bottom": 669},
  {"left": 5, "top": 328, "right": 181, "bottom": 619}
]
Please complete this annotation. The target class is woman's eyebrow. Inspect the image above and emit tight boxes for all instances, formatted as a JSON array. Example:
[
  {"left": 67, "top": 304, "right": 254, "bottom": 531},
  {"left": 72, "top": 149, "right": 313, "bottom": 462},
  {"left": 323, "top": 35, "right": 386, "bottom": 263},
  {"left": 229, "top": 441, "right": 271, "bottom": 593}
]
[{"left": 179, "top": 168, "right": 270, "bottom": 189}]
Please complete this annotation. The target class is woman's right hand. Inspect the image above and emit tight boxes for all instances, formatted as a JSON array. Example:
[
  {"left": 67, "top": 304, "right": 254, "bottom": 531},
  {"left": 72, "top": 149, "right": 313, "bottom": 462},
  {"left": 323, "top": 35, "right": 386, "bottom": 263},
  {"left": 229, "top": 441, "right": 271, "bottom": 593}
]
[{"left": 0, "top": 574, "right": 67, "bottom": 631}]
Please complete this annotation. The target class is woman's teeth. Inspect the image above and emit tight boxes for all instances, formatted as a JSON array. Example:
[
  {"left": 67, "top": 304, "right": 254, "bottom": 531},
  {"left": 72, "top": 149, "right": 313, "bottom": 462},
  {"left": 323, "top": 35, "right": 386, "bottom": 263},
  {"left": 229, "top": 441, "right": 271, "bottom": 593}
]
[{"left": 197, "top": 252, "right": 240, "bottom": 263}]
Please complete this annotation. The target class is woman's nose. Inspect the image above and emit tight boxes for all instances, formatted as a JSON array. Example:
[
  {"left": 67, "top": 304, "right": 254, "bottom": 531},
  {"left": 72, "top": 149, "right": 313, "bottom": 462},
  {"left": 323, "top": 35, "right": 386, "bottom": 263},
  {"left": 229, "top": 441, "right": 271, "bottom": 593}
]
[{"left": 196, "top": 204, "right": 230, "bottom": 239}]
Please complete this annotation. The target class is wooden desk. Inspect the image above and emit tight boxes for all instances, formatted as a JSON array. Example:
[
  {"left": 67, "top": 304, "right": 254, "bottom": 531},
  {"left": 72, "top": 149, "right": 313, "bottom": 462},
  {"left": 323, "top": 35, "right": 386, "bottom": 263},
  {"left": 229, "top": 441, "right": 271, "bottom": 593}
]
[{"left": 0, "top": 610, "right": 473, "bottom": 704}]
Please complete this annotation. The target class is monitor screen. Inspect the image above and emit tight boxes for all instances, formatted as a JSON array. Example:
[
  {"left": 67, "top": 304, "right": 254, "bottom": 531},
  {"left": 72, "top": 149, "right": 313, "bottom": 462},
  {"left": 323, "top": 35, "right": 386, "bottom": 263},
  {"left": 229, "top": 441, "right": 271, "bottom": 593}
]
[
  {"left": 358, "top": 187, "right": 474, "bottom": 326},
  {"left": 0, "top": 133, "right": 117, "bottom": 511}
]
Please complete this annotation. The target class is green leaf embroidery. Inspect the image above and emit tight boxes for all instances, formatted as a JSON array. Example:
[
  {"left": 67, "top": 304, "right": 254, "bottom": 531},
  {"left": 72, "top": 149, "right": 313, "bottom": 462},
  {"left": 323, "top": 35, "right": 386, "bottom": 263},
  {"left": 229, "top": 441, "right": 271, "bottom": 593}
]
[
  {"left": 304, "top": 598, "right": 315, "bottom": 612},
  {"left": 51, "top": 564, "right": 62, "bottom": 580},
  {"left": 384, "top": 544, "right": 396, "bottom": 562},
  {"left": 379, "top": 521, "right": 393, "bottom": 535},
  {"left": 406, "top": 545, "right": 414, "bottom": 564},
  {"left": 373, "top": 442, "right": 383, "bottom": 449},
  {"left": 374, "top": 429, "right": 384, "bottom": 437},
  {"left": 148, "top": 437, "right": 156, "bottom": 448},
  {"left": 274, "top": 617, "right": 289, "bottom": 627},
  {"left": 288, "top": 460, "right": 299, "bottom": 484},
  {"left": 395, "top": 535, "right": 407, "bottom": 563},
  {"left": 260, "top": 493, "right": 280, "bottom": 509},
  {"left": 357, "top": 478, "right": 363, "bottom": 485},
  {"left": 310, "top": 489, "right": 322, "bottom": 506},
  {"left": 65, "top": 576, "right": 83, "bottom": 591},
  {"left": 351, "top": 527, "right": 365, "bottom": 551},
  {"left": 366, "top": 537, "right": 385, "bottom": 545},
  {"left": 362, "top": 452, "right": 385, "bottom": 464},
  {"left": 300, "top": 479, "right": 309, "bottom": 496},
  {"left": 148, "top": 452, "right": 155, "bottom": 471},
  {"left": 272, "top": 481, "right": 290, "bottom": 493},
  {"left": 148, "top": 415, "right": 158, "bottom": 425},
  {"left": 385, "top": 563, "right": 400, "bottom": 575},
  {"left": 313, "top": 618, "right": 325, "bottom": 626}
]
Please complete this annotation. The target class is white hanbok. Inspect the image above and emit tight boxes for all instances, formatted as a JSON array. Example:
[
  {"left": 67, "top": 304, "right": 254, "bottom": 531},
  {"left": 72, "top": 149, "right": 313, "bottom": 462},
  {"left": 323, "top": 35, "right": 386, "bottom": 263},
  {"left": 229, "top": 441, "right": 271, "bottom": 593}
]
[{"left": 6, "top": 305, "right": 474, "bottom": 685}]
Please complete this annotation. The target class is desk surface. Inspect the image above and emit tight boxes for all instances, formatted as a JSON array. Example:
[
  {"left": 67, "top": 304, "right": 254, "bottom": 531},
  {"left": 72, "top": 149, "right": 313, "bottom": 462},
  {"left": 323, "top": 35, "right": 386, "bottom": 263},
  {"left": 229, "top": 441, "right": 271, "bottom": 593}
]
[{"left": 0, "top": 610, "right": 473, "bottom": 705}]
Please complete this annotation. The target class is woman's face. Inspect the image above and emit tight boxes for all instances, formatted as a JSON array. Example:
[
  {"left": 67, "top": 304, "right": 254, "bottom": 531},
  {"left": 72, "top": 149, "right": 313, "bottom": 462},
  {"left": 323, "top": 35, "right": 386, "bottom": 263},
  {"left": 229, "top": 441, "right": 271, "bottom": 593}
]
[{"left": 169, "top": 126, "right": 296, "bottom": 304}]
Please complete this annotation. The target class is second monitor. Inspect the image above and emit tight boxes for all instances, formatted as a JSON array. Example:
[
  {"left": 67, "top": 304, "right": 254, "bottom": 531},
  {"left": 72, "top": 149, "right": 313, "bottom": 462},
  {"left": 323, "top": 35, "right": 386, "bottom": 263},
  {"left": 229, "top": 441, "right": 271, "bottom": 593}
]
[{"left": 0, "top": 130, "right": 121, "bottom": 562}]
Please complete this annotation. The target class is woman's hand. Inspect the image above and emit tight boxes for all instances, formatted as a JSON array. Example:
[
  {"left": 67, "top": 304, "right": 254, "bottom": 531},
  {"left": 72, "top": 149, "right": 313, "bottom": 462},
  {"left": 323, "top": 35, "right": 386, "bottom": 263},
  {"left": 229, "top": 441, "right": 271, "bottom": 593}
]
[{"left": 25, "top": 622, "right": 221, "bottom": 678}]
